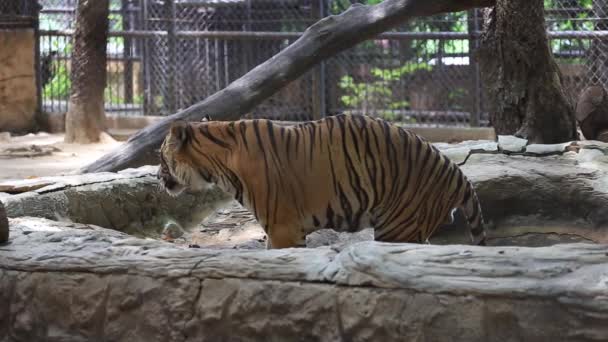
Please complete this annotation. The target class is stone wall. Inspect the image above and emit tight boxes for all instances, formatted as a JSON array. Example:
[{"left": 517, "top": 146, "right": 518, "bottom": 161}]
[
  {"left": 0, "top": 29, "right": 37, "bottom": 133},
  {"left": 1, "top": 220, "right": 607, "bottom": 341},
  {"left": 0, "top": 166, "right": 231, "bottom": 237}
]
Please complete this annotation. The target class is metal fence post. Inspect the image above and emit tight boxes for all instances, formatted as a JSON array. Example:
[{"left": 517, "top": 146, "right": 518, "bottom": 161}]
[
  {"left": 468, "top": 9, "right": 481, "bottom": 127},
  {"left": 32, "top": 0, "right": 46, "bottom": 130},
  {"left": 141, "top": 0, "right": 149, "bottom": 116},
  {"left": 311, "top": 0, "right": 327, "bottom": 120},
  {"left": 165, "top": 0, "right": 177, "bottom": 113},
  {"left": 122, "top": 0, "right": 133, "bottom": 104}
]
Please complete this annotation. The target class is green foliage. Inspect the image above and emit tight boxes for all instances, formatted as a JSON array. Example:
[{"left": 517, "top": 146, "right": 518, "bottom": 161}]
[
  {"left": 447, "top": 87, "right": 468, "bottom": 111},
  {"left": 544, "top": 0, "right": 592, "bottom": 8},
  {"left": 104, "top": 88, "right": 122, "bottom": 104},
  {"left": 339, "top": 75, "right": 392, "bottom": 108},
  {"left": 43, "top": 43, "right": 73, "bottom": 100},
  {"left": 339, "top": 62, "right": 433, "bottom": 122},
  {"left": 109, "top": 0, "right": 122, "bottom": 10},
  {"left": 43, "top": 62, "right": 71, "bottom": 100},
  {"left": 369, "top": 63, "right": 433, "bottom": 81},
  {"left": 103, "top": 88, "right": 144, "bottom": 105},
  {"left": 108, "top": 13, "right": 125, "bottom": 48},
  {"left": 546, "top": 0, "right": 594, "bottom": 56},
  {"left": 133, "top": 94, "right": 144, "bottom": 105}
]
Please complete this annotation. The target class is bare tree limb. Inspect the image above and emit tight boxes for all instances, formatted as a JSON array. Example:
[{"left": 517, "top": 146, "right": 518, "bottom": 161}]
[{"left": 81, "top": 0, "right": 495, "bottom": 174}]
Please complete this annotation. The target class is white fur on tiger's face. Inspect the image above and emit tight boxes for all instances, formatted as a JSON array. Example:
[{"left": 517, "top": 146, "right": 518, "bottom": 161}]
[
  {"left": 158, "top": 114, "right": 486, "bottom": 249},
  {"left": 157, "top": 154, "right": 187, "bottom": 197}
]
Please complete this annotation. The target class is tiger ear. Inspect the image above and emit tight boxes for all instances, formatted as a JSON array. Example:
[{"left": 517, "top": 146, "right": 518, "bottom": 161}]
[
  {"left": 201, "top": 114, "right": 212, "bottom": 122},
  {"left": 169, "top": 120, "right": 191, "bottom": 149}
]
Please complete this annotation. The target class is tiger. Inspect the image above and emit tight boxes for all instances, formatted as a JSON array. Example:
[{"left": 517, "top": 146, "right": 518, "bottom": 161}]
[{"left": 157, "top": 114, "right": 486, "bottom": 249}]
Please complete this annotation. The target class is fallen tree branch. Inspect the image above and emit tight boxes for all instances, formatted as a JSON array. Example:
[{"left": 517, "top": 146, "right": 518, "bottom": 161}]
[{"left": 81, "top": 0, "right": 495, "bottom": 174}]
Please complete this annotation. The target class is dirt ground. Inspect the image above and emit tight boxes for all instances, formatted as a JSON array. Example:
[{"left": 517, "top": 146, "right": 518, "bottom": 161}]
[{"left": 0, "top": 132, "right": 122, "bottom": 181}]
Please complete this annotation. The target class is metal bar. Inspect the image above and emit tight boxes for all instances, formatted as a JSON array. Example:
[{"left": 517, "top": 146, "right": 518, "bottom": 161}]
[
  {"left": 165, "top": 0, "right": 177, "bottom": 113},
  {"left": 179, "top": 30, "right": 299, "bottom": 39},
  {"left": 181, "top": 31, "right": 479, "bottom": 40},
  {"left": 47, "top": 55, "right": 141, "bottom": 61},
  {"left": 468, "top": 9, "right": 481, "bottom": 127},
  {"left": 39, "top": 29, "right": 166, "bottom": 37},
  {"left": 214, "top": 38, "right": 220, "bottom": 92},
  {"left": 141, "top": 0, "right": 151, "bottom": 116},
  {"left": 38, "top": 30, "right": 480, "bottom": 39},
  {"left": 173, "top": 1, "right": 247, "bottom": 7},
  {"left": 223, "top": 40, "right": 229, "bottom": 90},
  {"left": 122, "top": 0, "right": 134, "bottom": 103},
  {"left": 33, "top": 0, "right": 45, "bottom": 131},
  {"left": 243, "top": 0, "right": 252, "bottom": 76},
  {"left": 170, "top": 1, "right": 309, "bottom": 7},
  {"left": 545, "top": 8, "right": 594, "bottom": 14},
  {"left": 319, "top": 0, "right": 328, "bottom": 119},
  {"left": 548, "top": 30, "right": 608, "bottom": 38},
  {"left": 40, "top": 29, "right": 608, "bottom": 40},
  {"left": 311, "top": 0, "right": 324, "bottom": 120},
  {"left": 0, "top": 15, "right": 36, "bottom": 20},
  {"left": 40, "top": 8, "right": 138, "bottom": 14}
]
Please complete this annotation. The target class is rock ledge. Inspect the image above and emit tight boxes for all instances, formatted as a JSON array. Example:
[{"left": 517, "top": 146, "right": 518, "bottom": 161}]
[{"left": 1, "top": 220, "right": 607, "bottom": 341}]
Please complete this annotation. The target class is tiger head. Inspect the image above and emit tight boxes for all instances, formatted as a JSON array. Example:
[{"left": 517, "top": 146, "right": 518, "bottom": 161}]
[{"left": 157, "top": 118, "right": 214, "bottom": 197}]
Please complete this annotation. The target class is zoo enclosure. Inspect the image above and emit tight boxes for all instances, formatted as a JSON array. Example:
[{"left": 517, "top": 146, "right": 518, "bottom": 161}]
[{"left": 6, "top": 0, "right": 608, "bottom": 127}]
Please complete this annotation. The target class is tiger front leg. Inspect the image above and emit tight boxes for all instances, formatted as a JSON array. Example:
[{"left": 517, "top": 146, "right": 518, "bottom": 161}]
[{"left": 265, "top": 224, "right": 306, "bottom": 249}]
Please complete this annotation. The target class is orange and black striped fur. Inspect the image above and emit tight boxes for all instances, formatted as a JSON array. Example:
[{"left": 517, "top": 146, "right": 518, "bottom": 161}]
[{"left": 158, "top": 114, "right": 486, "bottom": 249}]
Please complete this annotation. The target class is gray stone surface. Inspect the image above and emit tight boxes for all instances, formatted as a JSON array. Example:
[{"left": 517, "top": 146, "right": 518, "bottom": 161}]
[
  {"left": 456, "top": 152, "right": 608, "bottom": 244},
  {"left": 433, "top": 139, "right": 498, "bottom": 164},
  {"left": 1, "top": 219, "right": 607, "bottom": 341},
  {"left": 0, "top": 166, "right": 231, "bottom": 237},
  {"left": 497, "top": 135, "right": 528, "bottom": 152},
  {"left": 427, "top": 138, "right": 608, "bottom": 245},
  {"left": 525, "top": 142, "right": 572, "bottom": 155}
]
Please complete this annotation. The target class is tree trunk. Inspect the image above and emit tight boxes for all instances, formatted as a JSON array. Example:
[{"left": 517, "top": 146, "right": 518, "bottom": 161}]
[
  {"left": 80, "top": 0, "right": 495, "bottom": 173},
  {"left": 64, "top": 0, "right": 109, "bottom": 144},
  {"left": 478, "top": 0, "right": 577, "bottom": 144}
]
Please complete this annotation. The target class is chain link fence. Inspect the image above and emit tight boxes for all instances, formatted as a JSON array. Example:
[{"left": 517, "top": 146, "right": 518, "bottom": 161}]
[
  {"left": 546, "top": 0, "right": 608, "bottom": 99},
  {"left": 12, "top": 0, "right": 608, "bottom": 126}
]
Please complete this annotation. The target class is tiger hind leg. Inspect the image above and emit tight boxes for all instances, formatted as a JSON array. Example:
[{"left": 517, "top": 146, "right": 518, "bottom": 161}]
[
  {"left": 266, "top": 224, "right": 306, "bottom": 249},
  {"left": 460, "top": 189, "right": 487, "bottom": 246}
]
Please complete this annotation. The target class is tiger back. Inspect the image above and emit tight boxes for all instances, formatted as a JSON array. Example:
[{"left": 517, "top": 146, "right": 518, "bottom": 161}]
[{"left": 158, "top": 114, "right": 486, "bottom": 249}]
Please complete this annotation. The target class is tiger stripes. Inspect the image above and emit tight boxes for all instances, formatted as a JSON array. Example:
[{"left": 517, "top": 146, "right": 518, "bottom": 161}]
[{"left": 158, "top": 114, "right": 486, "bottom": 249}]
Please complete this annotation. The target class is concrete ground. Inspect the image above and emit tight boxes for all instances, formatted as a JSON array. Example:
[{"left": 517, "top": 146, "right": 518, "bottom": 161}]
[{"left": 0, "top": 132, "right": 122, "bottom": 181}]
